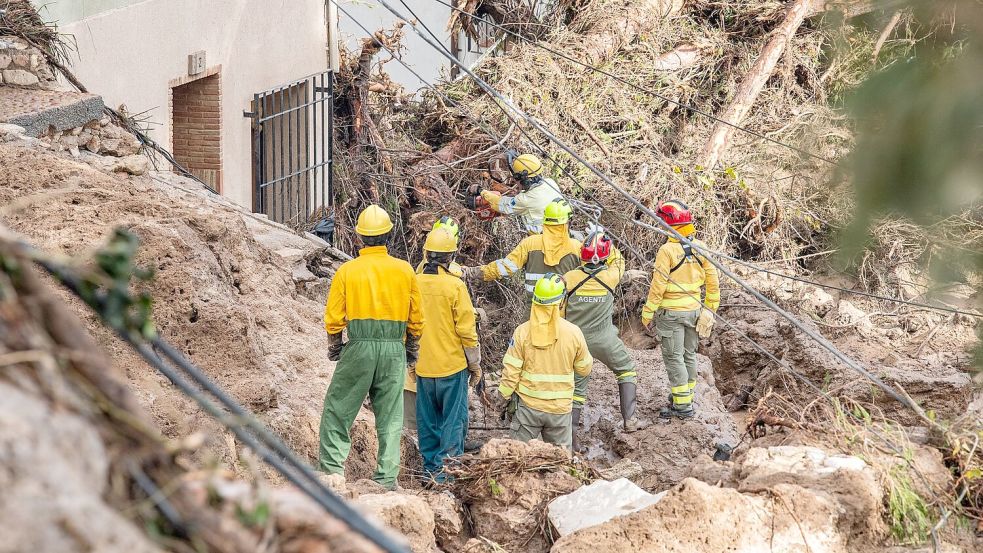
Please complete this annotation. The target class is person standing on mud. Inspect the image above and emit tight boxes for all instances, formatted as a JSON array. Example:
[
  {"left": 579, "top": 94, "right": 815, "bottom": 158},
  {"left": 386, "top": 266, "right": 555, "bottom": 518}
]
[
  {"left": 499, "top": 274, "right": 593, "bottom": 451},
  {"left": 562, "top": 230, "right": 643, "bottom": 453},
  {"left": 319, "top": 204, "right": 424, "bottom": 489},
  {"left": 641, "top": 200, "right": 720, "bottom": 420},
  {"left": 412, "top": 227, "right": 481, "bottom": 482},
  {"left": 463, "top": 198, "right": 581, "bottom": 301}
]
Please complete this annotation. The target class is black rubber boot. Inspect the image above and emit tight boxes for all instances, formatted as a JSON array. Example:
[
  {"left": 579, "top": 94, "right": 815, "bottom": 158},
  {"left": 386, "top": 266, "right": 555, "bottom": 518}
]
[
  {"left": 571, "top": 406, "right": 586, "bottom": 454},
  {"left": 619, "top": 382, "right": 648, "bottom": 432},
  {"left": 659, "top": 403, "right": 696, "bottom": 420},
  {"left": 463, "top": 438, "right": 485, "bottom": 453}
]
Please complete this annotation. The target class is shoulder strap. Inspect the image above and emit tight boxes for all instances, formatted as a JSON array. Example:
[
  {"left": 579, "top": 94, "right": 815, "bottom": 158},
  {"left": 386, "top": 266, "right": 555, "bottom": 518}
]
[
  {"left": 566, "top": 267, "right": 615, "bottom": 298},
  {"left": 668, "top": 243, "right": 697, "bottom": 274}
]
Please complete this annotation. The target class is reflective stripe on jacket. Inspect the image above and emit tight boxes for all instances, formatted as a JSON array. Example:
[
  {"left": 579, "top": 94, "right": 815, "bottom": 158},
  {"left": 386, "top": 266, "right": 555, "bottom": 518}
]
[
  {"left": 482, "top": 177, "right": 562, "bottom": 234},
  {"left": 480, "top": 227, "right": 581, "bottom": 294},
  {"left": 641, "top": 238, "right": 720, "bottom": 324},
  {"left": 324, "top": 245, "right": 425, "bottom": 338},
  {"left": 415, "top": 266, "right": 478, "bottom": 378},
  {"left": 498, "top": 318, "right": 593, "bottom": 415}
]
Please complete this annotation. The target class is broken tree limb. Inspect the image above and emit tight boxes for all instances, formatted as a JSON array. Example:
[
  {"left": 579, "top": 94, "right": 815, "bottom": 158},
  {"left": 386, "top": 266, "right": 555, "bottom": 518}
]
[
  {"left": 571, "top": 114, "right": 611, "bottom": 158},
  {"left": 699, "top": 0, "right": 815, "bottom": 169},
  {"left": 871, "top": 10, "right": 904, "bottom": 63}
]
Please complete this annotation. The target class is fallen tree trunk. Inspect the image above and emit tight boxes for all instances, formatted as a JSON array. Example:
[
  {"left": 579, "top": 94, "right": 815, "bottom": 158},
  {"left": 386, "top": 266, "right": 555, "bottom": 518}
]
[{"left": 699, "top": 0, "right": 815, "bottom": 169}]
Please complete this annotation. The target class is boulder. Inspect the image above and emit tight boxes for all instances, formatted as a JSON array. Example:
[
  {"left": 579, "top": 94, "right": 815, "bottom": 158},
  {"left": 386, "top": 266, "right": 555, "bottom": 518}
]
[
  {"left": 2, "top": 68, "right": 39, "bottom": 87},
  {"left": 112, "top": 154, "right": 150, "bottom": 176},
  {"left": 421, "top": 490, "right": 468, "bottom": 551},
  {"left": 355, "top": 492, "right": 436, "bottom": 553}
]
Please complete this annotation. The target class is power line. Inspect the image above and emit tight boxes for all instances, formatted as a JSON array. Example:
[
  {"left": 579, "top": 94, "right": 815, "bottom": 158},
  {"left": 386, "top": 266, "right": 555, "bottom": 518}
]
[
  {"left": 335, "top": 3, "right": 837, "bottom": 402},
  {"left": 10, "top": 237, "right": 408, "bottom": 553},
  {"left": 426, "top": 0, "right": 839, "bottom": 166},
  {"left": 403, "top": 1, "right": 983, "bottom": 320},
  {"left": 363, "top": 0, "right": 922, "bottom": 414}
]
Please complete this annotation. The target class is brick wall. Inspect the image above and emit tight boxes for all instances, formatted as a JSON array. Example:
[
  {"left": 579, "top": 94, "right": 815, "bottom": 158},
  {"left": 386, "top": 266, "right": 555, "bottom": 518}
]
[{"left": 170, "top": 72, "right": 221, "bottom": 191}]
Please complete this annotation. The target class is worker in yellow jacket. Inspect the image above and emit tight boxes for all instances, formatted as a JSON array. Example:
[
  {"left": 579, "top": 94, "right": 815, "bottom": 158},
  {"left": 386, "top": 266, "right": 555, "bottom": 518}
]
[
  {"left": 499, "top": 274, "right": 593, "bottom": 451},
  {"left": 413, "top": 227, "right": 481, "bottom": 481},
  {"left": 463, "top": 198, "right": 581, "bottom": 298},
  {"left": 640, "top": 200, "right": 720, "bottom": 420},
  {"left": 479, "top": 153, "right": 564, "bottom": 234},
  {"left": 406, "top": 216, "right": 465, "bottom": 430},
  {"left": 320, "top": 205, "right": 424, "bottom": 488}
]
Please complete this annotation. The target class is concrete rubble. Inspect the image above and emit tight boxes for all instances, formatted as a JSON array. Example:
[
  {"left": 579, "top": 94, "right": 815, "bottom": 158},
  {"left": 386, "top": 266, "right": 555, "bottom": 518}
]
[{"left": 547, "top": 478, "right": 665, "bottom": 536}]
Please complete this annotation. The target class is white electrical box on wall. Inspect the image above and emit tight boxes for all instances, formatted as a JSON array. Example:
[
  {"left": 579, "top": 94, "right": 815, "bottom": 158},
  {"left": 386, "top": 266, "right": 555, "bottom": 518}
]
[{"left": 188, "top": 51, "right": 206, "bottom": 76}]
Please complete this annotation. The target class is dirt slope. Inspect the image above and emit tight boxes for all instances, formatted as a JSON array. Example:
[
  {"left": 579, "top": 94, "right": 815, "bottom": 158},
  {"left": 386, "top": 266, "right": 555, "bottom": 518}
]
[{"left": 0, "top": 140, "right": 333, "bottom": 467}]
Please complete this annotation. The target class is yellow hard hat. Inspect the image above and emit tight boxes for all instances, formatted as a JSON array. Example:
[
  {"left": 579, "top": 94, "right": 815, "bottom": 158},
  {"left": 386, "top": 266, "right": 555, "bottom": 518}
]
[
  {"left": 511, "top": 153, "right": 544, "bottom": 179},
  {"left": 355, "top": 204, "right": 393, "bottom": 236},
  {"left": 432, "top": 216, "right": 460, "bottom": 239},
  {"left": 533, "top": 273, "right": 566, "bottom": 305},
  {"left": 423, "top": 227, "right": 458, "bottom": 253},
  {"left": 543, "top": 197, "right": 572, "bottom": 226}
]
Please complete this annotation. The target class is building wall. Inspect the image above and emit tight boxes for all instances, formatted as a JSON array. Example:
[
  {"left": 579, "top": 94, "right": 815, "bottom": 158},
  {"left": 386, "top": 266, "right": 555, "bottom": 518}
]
[{"left": 32, "top": 0, "right": 327, "bottom": 209}]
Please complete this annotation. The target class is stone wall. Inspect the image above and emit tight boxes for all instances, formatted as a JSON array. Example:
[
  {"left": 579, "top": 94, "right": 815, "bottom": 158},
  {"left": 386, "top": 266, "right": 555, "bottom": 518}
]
[{"left": 0, "top": 35, "right": 59, "bottom": 90}]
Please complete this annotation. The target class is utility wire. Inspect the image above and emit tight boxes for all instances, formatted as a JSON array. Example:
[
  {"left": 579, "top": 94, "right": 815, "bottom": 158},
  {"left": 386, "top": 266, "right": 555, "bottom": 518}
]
[
  {"left": 12, "top": 239, "right": 408, "bottom": 553},
  {"left": 365, "top": 0, "right": 921, "bottom": 414},
  {"left": 426, "top": 0, "right": 839, "bottom": 166},
  {"left": 630, "top": 219, "right": 982, "bottom": 319},
  {"left": 406, "top": 1, "right": 982, "bottom": 320},
  {"left": 336, "top": 3, "right": 832, "bottom": 400}
]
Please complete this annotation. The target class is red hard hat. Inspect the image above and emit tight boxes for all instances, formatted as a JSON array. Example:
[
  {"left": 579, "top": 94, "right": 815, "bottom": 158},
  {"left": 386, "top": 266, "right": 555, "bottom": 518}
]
[
  {"left": 581, "top": 231, "right": 612, "bottom": 264},
  {"left": 656, "top": 200, "right": 692, "bottom": 226}
]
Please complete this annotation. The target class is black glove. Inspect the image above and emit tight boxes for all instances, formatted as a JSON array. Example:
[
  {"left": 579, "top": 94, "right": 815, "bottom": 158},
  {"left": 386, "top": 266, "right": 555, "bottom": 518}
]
[
  {"left": 405, "top": 333, "right": 421, "bottom": 365},
  {"left": 327, "top": 332, "right": 345, "bottom": 361}
]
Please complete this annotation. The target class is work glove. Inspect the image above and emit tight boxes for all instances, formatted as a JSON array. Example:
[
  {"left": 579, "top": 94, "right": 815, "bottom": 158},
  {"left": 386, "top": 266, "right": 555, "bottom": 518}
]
[
  {"left": 464, "top": 346, "right": 482, "bottom": 388},
  {"left": 474, "top": 307, "right": 488, "bottom": 325},
  {"left": 405, "top": 333, "right": 421, "bottom": 365},
  {"left": 462, "top": 265, "right": 483, "bottom": 280},
  {"left": 404, "top": 363, "right": 417, "bottom": 392},
  {"left": 327, "top": 332, "right": 346, "bottom": 361},
  {"left": 696, "top": 309, "right": 715, "bottom": 338},
  {"left": 642, "top": 319, "right": 658, "bottom": 338}
]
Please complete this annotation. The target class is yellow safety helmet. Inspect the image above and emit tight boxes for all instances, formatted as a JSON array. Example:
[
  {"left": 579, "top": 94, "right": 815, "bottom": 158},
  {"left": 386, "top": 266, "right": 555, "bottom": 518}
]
[
  {"left": 511, "top": 153, "right": 544, "bottom": 180},
  {"left": 532, "top": 273, "right": 566, "bottom": 305},
  {"left": 423, "top": 227, "right": 458, "bottom": 253},
  {"left": 543, "top": 197, "right": 572, "bottom": 226},
  {"left": 432, "top": 216, "right": 460, "bottom": 239},
  {"left": 355, "top": 204, "right": 394, "bottom": 237}
]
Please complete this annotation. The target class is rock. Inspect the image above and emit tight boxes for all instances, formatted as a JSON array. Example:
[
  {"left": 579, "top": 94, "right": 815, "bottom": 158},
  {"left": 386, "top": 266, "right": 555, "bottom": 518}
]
[
  {"left": 0, "top": 53, "right": 11, "bottom": 69},
  {"left": 0, "top": 123, "right": 27, "bottom": 139},
  {"left": 596, "top": 458, "right": 643, "bottom": 481},
  {"left": 421, "top": 491, "right": 467, "bottom": 551},
  {"left": 803, "top": 286, "right": 836, "bottom": 317},
  {"left": 355, "top": 492, "right": 435, "bottom": 553},
  {"left": 112, "top": 154, "right": 150, "bottom": 176},
  {"left": 552, "top": 478, "right": 850, "bottom": 553},
  {"left": 548, "top": 478, "right": 665, "bottom": 536},
  {"left": 97, "top": 125, "right": 142, "bottom": 156},
  {"left": 348, "top": 478, "right": 387, "bottom": 498},
  {"left": 2, "top": 68, "right": 40, "bottom": 87},
  {"left": 276, "top": 246, "right": 307, "bottom": 265},
  {"left": 84, "top": 134, "right": 102, "bottom": 153}
]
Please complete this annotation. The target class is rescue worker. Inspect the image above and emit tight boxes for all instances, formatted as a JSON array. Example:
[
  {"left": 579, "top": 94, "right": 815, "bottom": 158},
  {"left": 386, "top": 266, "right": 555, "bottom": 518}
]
[
  {"left": 562, "top": 231, "right": 642, "bottom": 452},
  {"left": 320, "top": 204, "right": 424, "bottom": 489},
  {"left": 499, "top": 274, "right": 593, "bottom": 450},
  {"left": 463, "top": 198, "right": 581, "bottom": 299},
  {"left": 413, "top": 227, "right": 481, "bottom": 481},
  {"left": 640, "top": 200, "right": 720, "bottom": 420},
  {"left": 480, "top": 153, "right": 564, "bottom": 234},
  {"left": 406, "top": 216, "right": 465, "bottom": 431}
]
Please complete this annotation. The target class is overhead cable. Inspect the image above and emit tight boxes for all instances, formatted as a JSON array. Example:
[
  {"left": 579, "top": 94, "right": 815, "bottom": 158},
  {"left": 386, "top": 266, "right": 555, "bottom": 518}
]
[{"left": 362, "top": 0, "right": 921, "bottom": 414}]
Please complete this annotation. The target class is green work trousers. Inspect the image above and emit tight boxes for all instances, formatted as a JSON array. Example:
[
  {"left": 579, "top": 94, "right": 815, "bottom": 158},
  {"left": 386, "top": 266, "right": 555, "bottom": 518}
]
[
  {"left": 509, "top": 398, "right": 572, "bottom": 451},
  {"left": 573, "top": 329, "right": 636, "bottom": 407},
  {"left": 319, "top": 320, "right": 407, "bottom": 488},
  {"left": 656, "top": 308, "right": 700, "bottom": 404}
]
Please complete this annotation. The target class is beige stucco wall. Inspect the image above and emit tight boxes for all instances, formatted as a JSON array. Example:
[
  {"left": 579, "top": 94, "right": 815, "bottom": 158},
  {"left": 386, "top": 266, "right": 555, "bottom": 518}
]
[{"left": 40, "top": 0, "right": 327, "bottom": 209}]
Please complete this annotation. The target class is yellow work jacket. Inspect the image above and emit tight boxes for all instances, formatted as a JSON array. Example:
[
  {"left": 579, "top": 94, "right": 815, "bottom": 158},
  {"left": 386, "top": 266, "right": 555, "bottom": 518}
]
[
  {"left": 641, "top": 238, "right": 720, "bottom": 325},
  {"left": 480, "top": 225, "right": 581, "bottom": 294},
  {"left": 482, "top": 177, "right": 563, "bottom": 234},
  {"left": 499, "top": 318, "right": 593, "bottom": 415},
  {"left": 324, "top": 246, "right": 424, "bottom": 338},
  {"left": 416, "top": 258, "right": 463, "bottom": 277},
  {"left": 414, "top": 265, "right": 478, "bottom": 378}
]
